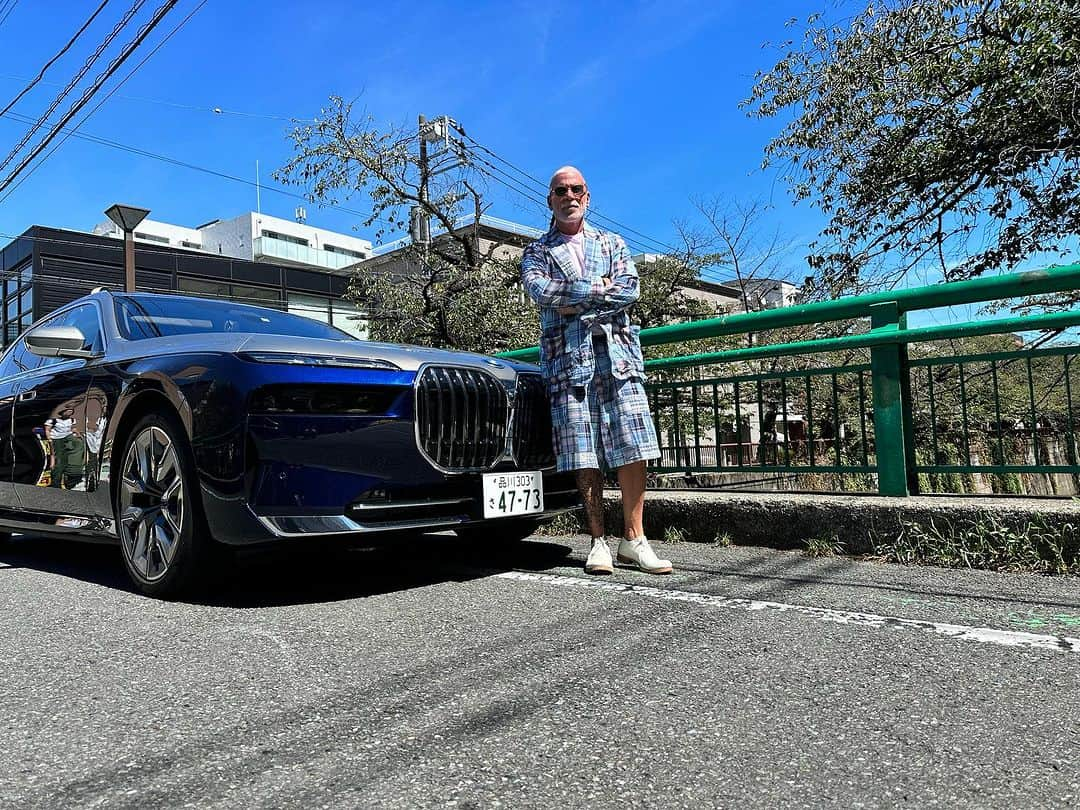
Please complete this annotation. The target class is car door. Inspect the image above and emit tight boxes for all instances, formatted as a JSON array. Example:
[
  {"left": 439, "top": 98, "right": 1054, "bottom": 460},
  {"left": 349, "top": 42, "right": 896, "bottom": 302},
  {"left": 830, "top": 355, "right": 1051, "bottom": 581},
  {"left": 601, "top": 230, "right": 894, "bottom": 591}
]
[{"left": 11, "top": 304, "right": 103, "bottom": 519}]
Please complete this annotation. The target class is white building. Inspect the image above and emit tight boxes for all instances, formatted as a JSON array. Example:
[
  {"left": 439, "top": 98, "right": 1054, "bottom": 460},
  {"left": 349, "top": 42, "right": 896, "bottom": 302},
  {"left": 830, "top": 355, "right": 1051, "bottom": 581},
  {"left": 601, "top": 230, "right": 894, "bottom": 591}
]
[
  {"left": 93, "top": 211, "right": 373, "bottom": 275},
  {"left": 92, "top": 217, "right": 204, "bottom": 250},
  {"left": 632, "top": 254, "right": 800, "bottom": 314}
]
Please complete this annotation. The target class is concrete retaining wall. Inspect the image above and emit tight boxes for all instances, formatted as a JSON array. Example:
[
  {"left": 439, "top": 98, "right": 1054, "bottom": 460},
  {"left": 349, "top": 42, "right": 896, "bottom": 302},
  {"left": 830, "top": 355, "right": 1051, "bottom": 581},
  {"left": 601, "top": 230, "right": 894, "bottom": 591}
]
[{"left": 591, "top": 491, "right": 1080, "bottom": 554}]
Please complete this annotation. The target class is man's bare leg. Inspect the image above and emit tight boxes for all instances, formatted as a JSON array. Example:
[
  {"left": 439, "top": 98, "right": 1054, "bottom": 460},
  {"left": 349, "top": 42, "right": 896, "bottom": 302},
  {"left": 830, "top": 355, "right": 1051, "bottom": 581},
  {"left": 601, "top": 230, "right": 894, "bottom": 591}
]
[
  {"left": 614, "top": 460, "right": 671, "bottom": 573},
  {"left": 575, "top": 467, "right": 605, "bottom": 538},
  {"left": 577, "top": 467, "right": 613, "bottom": 574},
  {"left": 617, "top": 460, "right": 647, "bottom": 540}
]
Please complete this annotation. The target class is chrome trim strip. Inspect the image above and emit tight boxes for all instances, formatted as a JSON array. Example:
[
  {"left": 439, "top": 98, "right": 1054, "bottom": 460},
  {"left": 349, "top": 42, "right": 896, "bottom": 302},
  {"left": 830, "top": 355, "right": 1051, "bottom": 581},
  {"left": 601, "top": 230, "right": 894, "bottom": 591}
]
[
  {"left": 255, "top": 513, "right": 469, "bottom": 537},
  {"left": 253, "top": 506, "right": 581, "bottom": 538},
  {"left": 351, "top": 497, "right": 472, "bottom": 511}
]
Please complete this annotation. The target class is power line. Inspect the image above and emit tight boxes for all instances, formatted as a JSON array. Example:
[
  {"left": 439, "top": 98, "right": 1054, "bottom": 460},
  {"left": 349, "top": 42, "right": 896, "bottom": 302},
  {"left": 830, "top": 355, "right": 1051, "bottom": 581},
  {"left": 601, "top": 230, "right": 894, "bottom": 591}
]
[
  {"left": 455, "top": 129, "right": 680, "bottom": 254},
  {"left": 0, "top": 1, "right": 202, "bottom": 205},
  {"left": 0, "top": 1, "right": 111, "bottom": 119},
  {"left": 0, "top": 0, "right": 183, "bottom": 196},
  {"left": 0, "top": 111, "right": 403, "bottom": 236},
  {"left": 0, "top": 0, "right": 18, "bottom": 28},
  {"left": 0, "top": 6, "right": 406, "bottom": 235},
  {"left": 0, "top": 108, "right": 387, "bottom": 223},
  {"left": 0, "top": 0, "right": 148, "bottom": 179},
  {"left": 0, "top": 74, "right": 311, "bottom": 122},
  {"left": 463, "top": 149, "right": 671, "bottom": 258},
  {"left": 460, "top": 135, "right": 678, "bottom": 255}
]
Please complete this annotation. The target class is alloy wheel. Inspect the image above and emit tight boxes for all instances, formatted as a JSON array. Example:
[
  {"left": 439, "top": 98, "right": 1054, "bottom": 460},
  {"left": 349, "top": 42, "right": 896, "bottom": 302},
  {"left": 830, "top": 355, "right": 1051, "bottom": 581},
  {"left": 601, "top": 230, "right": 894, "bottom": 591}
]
[{"left": 118, "top": 425, "right": 185, "bottom": 583}]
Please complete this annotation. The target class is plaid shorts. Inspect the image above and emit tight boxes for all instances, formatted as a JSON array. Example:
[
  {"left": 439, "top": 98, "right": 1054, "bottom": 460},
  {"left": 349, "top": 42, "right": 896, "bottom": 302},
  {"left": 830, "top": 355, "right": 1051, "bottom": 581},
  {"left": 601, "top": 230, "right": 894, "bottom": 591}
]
[{"left": 549, "top": 335, "right": 660, "bottom": 472}]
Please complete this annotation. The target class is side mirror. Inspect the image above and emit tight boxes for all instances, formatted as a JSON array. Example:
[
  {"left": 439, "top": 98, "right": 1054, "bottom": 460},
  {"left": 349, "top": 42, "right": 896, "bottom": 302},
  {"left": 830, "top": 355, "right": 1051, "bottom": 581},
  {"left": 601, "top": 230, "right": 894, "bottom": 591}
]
[{"left": 25, "top": 326, "right": 95, "bottom": 359}]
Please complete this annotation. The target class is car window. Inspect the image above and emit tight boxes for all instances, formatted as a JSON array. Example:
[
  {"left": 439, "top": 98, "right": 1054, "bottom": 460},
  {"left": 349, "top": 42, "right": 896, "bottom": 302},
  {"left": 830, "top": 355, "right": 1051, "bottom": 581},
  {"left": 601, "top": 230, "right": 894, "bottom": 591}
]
[
  {"left": 26, "top": 304, "right": 103, "bottom": 371},
  {"left": 0, "top": 338, "right": 44, "bottom": 377},
  {"left": 57, "top": 304, "right": 104, "bottom": 353},
  {"left": 114, "top": 295, "right": 355, "bottom": 342},
  {"left": 0, "top": 341, "right": 23, "bottom": 379},
  {"left": 26, "top": 310, "right": 67, "bottom": 371}
]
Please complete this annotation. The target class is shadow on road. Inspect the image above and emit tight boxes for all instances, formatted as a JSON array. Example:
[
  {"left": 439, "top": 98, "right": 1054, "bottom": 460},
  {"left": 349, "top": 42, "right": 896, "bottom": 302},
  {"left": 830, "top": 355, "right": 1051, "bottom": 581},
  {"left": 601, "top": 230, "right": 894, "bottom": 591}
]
[
  {"left": 0, "top": 532, "right": 574, "bottom": 607},
  {"left": 0, "top": 534, "right": 131, "bottom": 591},
  {"left": 216, "top": 533, "right": 573, "bottom": 608},
  {"left": 660, "top": 552, "right": 1080, "bottom": 611}
]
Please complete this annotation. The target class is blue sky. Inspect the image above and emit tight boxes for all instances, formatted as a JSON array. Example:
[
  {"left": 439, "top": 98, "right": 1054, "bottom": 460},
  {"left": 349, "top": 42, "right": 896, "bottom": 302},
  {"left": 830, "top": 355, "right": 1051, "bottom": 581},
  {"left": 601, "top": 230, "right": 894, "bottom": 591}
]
[{"left": 0, "top": 0, "right": 829, "bottom": 283}]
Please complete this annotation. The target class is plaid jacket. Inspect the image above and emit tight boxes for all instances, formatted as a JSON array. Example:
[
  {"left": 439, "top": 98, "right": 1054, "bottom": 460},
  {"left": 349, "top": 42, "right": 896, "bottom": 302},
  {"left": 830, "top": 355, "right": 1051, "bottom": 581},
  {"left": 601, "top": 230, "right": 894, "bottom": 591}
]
[{"left": 521, "top": 223, "right": 646, "bottom": 389}]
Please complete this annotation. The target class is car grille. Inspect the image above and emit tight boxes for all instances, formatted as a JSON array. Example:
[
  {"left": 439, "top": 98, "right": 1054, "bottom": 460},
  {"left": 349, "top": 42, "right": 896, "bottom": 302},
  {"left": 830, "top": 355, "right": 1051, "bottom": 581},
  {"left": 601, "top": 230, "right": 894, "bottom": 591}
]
[
  {"left": 415, "top": 366, "right": 509, "bottom": 470},
  {"left": 512, "top": 373, "right": 555, "bottom": 468}
]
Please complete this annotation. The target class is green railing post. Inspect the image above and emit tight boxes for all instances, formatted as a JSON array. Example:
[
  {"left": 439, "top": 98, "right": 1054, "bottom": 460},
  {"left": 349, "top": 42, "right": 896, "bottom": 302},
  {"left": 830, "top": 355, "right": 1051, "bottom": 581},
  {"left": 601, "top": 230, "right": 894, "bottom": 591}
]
[{"left": 869, "top": 302, "right": 916, "bottom": 496}]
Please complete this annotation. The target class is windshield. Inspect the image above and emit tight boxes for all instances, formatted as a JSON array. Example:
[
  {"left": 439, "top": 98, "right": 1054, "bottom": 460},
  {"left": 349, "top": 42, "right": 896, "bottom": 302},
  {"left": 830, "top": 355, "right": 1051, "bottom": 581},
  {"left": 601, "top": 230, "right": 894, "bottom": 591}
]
[{"left": 114, "top": 295, "right": 355, "bottom": 342}]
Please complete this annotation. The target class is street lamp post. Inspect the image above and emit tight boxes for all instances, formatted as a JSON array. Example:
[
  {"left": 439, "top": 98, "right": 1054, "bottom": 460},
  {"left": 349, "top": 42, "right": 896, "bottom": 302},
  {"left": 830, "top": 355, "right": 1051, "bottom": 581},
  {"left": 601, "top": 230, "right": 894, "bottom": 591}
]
[{"left": 104, "top": 204, "right": 150, "bottom": 292}]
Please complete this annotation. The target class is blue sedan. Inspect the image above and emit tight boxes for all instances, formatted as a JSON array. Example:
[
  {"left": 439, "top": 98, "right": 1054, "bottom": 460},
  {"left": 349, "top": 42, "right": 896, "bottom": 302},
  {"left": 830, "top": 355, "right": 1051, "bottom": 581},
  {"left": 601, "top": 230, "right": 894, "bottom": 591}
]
[{"left": 0, "top": 290, "right": 578, "bottom": 597}]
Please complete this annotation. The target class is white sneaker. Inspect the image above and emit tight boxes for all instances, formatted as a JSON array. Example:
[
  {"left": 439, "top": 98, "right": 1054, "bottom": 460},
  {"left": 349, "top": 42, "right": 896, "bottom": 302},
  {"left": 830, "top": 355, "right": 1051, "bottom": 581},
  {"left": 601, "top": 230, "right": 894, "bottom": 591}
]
[
  {"left": 584, "top": 537, "right": 614, "bottom": 575},
  {"left": 616, "top": 536, "right": 673, "bottom": 574}
]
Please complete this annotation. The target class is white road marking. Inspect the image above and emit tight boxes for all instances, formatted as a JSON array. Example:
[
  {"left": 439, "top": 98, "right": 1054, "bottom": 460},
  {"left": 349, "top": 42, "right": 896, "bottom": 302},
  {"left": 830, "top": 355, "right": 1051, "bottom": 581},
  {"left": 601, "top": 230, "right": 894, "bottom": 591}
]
[{"left": 495, "top": 571, "right": 1080, "bottom": 654}]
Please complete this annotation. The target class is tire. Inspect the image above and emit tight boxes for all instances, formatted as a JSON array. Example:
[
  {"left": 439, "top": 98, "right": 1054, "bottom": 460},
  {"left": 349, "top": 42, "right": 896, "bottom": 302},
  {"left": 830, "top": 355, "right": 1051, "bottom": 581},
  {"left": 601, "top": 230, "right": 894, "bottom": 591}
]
[
  {"left": 455, "top": 517, "right": 544, "bottom": 546},
  {"left": 114, "top": 412, "right": 215, "bottom": 598}
]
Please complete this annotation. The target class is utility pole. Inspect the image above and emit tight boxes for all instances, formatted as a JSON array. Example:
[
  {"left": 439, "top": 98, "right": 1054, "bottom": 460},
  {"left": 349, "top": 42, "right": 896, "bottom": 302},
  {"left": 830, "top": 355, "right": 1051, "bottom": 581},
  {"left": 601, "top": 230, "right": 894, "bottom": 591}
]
[
  {"left": 412, "top": 115, "right": 464, "bottom": 249},
  {"left": 418, "top": 114, "right": 429, "bottom": 210},
  {"left": 462, "top": 180, "right": 482, "bottom": 271},
  {"left": 411, "top": 114, "right": 431, "bottom": 249}
]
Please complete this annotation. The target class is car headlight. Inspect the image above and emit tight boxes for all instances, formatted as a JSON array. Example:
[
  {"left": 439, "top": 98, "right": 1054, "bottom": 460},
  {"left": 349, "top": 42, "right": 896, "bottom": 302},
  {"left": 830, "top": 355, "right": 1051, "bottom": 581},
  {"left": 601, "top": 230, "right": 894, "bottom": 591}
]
[
  {"left": 249, "top": 384, "right": 403, "bottom": 414},
  {"left": 240, "top": 351, "right": 401, "bottom": 370}
]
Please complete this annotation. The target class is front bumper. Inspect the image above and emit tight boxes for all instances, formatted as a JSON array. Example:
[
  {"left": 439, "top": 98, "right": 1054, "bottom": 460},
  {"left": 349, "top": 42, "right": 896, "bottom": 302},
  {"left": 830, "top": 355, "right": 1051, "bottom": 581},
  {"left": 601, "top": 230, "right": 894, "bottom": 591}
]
[{"left": 251, "top": 468, "right": 580, "bottom": 538}]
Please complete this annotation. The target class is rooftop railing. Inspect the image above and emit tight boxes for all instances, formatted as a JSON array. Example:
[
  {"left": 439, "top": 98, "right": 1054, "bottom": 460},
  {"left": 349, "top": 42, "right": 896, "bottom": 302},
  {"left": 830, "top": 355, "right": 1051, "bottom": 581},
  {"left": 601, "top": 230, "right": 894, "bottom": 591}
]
[
  {"left": 498, "top": 263, "right": 1080, "bottom": 496},
  {"left": 253, "top": 235, "right": 359, "bottom": 272}
]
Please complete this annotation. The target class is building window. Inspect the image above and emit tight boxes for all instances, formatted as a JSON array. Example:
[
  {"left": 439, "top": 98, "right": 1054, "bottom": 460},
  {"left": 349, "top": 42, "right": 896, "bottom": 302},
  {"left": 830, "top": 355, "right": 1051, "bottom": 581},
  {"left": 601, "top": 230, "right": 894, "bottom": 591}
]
[
  {"left": 331, "top": 298, "right": 367, "bottom": 340},
  {"left": 178, "top": 276, "right": 230, "bottom": 299},
  {"left": 3, "top": 264, "right": 33, "bottom": 347},
  {"left": 261, "top": 229, "right": 309, "bottom": 247},
  {"left": 324, "top": 244, "right": 366, "bottom": 260},
  {"left": 134, "top": 232, "right": 170, "bottom": 244},
  {"left": 180, "top": 240, "right": 201, "bottom": 249},
  {"left": 287, "top": 292, "right": 330, "bottom": 325},
  {"left": 177, "top": 277, "right": 282, "bottom": 310},
  {"left": 287, "top": 293, "right": 367, "bottom": 339},
  {"left": 232, "top": 284, "right": 283, "bottom": 308}
]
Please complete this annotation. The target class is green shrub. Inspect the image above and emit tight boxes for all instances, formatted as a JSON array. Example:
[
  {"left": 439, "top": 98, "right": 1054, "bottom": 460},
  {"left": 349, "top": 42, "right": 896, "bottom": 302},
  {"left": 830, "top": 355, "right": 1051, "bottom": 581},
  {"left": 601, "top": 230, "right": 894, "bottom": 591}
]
[
  {"left": 873, "top": 514, "right": 1080, "bottom": 575},
  {"left": 804, "top": 534, "right": 844, "bottom": 558}
]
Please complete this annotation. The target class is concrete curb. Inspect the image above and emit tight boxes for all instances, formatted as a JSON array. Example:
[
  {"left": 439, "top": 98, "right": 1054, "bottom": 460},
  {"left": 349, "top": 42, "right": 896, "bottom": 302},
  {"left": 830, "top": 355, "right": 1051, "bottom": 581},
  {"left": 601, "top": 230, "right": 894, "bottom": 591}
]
[{"left": 588, "top": 491, "right": 1080, "bottom": 555}]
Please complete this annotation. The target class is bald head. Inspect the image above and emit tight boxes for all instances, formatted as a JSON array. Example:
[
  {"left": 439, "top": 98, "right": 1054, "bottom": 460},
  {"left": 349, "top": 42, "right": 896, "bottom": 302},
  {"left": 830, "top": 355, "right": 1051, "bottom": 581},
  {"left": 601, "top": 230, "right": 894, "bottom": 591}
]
[
  {"left": 549, "top": 165, "right": 586, "bottom": 188},
  {"left": 547, "top": 165, "right": 589, "bottom": 234}
]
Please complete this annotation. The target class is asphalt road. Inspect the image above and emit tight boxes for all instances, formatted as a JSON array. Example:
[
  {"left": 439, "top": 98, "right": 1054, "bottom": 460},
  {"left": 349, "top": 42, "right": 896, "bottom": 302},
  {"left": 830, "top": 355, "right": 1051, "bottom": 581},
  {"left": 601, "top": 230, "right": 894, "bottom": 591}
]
[{"left": 1, "top": 531, "right": 1079, "bottom": 809}]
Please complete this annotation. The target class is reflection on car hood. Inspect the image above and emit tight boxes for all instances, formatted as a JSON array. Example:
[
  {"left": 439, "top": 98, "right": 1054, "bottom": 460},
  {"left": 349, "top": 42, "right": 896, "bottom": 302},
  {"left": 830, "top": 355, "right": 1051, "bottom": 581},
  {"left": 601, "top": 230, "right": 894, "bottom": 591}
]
[{"left": 130, "top": 332, "right": 533, "bottom": 380}]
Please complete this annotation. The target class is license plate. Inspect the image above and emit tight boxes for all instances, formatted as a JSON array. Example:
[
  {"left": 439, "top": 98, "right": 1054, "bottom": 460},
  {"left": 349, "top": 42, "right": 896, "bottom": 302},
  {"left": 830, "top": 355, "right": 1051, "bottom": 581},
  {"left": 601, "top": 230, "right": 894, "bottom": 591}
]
[{"left": 482, "top": 471, "right": 544, "bottom": 519}]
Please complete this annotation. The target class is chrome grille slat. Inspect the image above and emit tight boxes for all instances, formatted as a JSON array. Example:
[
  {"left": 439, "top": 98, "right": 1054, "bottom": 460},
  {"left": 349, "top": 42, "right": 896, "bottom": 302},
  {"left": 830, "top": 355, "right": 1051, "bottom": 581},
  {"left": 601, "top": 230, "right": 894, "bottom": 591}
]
[
  {"left": 447, "top": 368, "right": 459, "bottom": 465},
  {"left": 512, "top": 373, "right": 555, "bottom": 468},
  {"left": 415, "top": 365, "right": 509, "bottom": 471}
]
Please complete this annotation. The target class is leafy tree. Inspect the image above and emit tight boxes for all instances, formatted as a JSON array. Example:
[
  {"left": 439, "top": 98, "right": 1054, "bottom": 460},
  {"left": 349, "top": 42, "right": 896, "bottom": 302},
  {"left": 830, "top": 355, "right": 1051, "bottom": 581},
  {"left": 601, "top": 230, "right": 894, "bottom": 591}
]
[
  {"left": 744, "top": 0, "right": 1080, "bottom": 293},
  {"left": 276, "top": 97, "right": 538, "bottom": 352},
  {"left": 277, "top": 97, "right": 727, "bottom": 353}
]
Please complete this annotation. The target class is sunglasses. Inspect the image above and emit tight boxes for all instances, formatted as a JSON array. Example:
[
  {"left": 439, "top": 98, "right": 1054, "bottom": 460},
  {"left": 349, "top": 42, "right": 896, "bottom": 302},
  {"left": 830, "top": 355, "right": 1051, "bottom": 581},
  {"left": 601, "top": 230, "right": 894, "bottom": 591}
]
[{"left": 550, "top": 184, "right": 586, "bottom": 197}]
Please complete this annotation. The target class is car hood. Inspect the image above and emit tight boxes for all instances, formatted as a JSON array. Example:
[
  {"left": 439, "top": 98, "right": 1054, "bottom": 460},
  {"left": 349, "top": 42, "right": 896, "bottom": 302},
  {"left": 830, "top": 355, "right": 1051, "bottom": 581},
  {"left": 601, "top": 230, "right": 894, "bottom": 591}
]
[
  {"left": 236, "top": 334, "right": 535, "bottom": 382},
  {"left": 117, "top": 333, "right": 538, "bottom": 381}
]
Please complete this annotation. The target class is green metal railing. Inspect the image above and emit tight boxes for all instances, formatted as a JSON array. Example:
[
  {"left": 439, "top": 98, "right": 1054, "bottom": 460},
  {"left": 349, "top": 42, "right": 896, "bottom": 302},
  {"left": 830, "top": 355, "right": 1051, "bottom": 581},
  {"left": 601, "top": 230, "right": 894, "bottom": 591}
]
[{"left": 498, "top": 263, "right": 1080, "bottom": 497}]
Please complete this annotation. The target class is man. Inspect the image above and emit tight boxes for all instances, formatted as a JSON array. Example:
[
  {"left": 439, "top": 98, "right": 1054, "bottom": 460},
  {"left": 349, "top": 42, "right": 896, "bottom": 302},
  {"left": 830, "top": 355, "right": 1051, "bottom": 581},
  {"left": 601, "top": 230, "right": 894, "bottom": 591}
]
[
  {"left": 44, "top": 406, "right": 84, "bottom": 490},
  {"left": 521, "top": 166, "right": 671, "bottom": 575}
]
